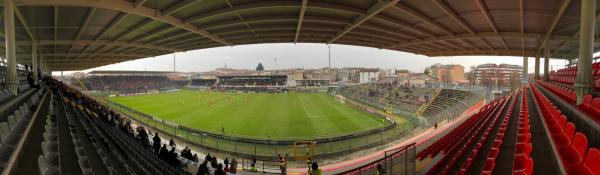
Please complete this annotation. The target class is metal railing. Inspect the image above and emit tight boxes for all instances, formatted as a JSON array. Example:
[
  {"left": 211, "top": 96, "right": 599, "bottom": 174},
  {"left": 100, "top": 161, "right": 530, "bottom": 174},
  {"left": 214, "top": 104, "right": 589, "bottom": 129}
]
[
  {"left": 338, "top": 143, "right": 416, "bottom": 175},
  {"left": 104, "top": 97, "right": 416, "bottom": 159}
]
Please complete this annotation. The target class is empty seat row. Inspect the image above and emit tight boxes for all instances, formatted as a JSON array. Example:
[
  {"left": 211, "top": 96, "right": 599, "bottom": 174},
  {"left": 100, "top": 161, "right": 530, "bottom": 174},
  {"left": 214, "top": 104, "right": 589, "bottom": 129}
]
[
  {"left": 513, "top": 86, "right": 533, "bottom": 175},
  {"left": 530, "top": 84, "right": 600, "bottom": 174},
  {"left": 538, "top": 80, "right": 600, "bottom": 124},
  {"left": 61, "top": 96, "right": 94, "bottom": 175},
  {"left": 419, "top": 96, "right": 509, "bottom": 160},
  {"left": 460, "top": 89, "right": 521, "bottom": 175},
  {"left": 39, "top": 99, "right": 59, "bottom": 175},
  {"left": 579, "top": 95, "right": 600, "bottom": 122},
  {"left": 0, "top": 88, "right": 45, "bottom": 168},
  {"left": 422, "top": 94, "right": 513, "bottom": 174}
]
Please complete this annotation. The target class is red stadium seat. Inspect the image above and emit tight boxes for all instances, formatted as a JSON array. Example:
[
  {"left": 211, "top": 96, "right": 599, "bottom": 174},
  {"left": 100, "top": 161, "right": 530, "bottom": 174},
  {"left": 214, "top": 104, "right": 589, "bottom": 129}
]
[
  {"left": 560, "top": 133, "right": 588, "bottom": 169},
  {"left": 553, "top": 122, "right": 575, "bottom": 148},
  {"left": 568, "top": 148, "right": 600, "bottom": 175},
  {"left": 482, "top": 159, "right": 495, "bottom": 175},
  {"left": 591, "top": 98, "right": 600, "bottom": 119},
  {"left": 488, "top": 148, "right": 499, "bottom": 159},
  {"left": 580, "top": 95, "right": 593, "bottom": 111},
  {"left": 517, "top": 133, "right": 531, "bottom": 144},
  {"left": 548, "top": 115, "right": 567, "bottom": 135},
  {"left": 513, "top": 155, "right": 533, "bottom": 175},
  {"left": 515, "top": 143, "right": 532, "bottom": 156}
]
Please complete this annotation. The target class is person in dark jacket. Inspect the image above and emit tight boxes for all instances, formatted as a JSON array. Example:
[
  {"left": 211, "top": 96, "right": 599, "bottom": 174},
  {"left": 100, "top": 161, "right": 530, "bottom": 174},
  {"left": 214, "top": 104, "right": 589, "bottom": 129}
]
[
  {"left": 152, "top": 133, "right": 161, "bottom": 154},
  {"left": 159, "top": 144, "right": 168, "bottom": 159},
  {"left": 196, "top": 160, "right": 209, "bottom": 175}
]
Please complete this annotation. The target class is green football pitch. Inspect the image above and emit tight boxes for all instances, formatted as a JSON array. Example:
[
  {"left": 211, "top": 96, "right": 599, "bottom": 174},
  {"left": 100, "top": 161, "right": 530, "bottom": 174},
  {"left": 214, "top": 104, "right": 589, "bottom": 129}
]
[{"left": 110, "top": 90, "right": 390, "bottom": 139}]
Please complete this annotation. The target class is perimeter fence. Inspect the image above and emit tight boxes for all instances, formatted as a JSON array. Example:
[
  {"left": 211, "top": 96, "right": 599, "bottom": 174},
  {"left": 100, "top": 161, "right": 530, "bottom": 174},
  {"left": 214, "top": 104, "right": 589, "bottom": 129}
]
[{"left": 104, "top": 96, "right": 418, "bottom": 159}]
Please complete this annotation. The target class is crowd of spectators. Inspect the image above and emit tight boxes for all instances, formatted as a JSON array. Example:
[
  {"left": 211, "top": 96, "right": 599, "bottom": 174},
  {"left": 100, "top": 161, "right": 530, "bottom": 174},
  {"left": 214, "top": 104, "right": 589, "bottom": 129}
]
[
  {"left": 47, "top": 77, "right": 244, "bottom": 174},
  {"left": 47, "top": 78, "right": 187, "bottom": 167},
  {"left": 214, "top": 76, "right": 288, "bottom": 92},
  {"left": 79, "top": 75, "right": 182, "bottom": 94}
]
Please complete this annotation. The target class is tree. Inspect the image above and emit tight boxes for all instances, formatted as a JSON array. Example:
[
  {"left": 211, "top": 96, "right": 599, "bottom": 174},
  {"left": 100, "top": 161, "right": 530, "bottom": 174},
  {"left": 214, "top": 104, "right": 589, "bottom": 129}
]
[{"left": 256, "top": 63, "right": 264, "bottom": 71}]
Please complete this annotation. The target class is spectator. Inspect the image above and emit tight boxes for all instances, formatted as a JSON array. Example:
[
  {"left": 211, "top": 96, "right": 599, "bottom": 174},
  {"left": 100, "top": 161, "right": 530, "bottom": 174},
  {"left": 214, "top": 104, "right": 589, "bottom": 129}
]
[
  {"left": 309, "top": 162, "right": 322, "bottom": 175},
  {"left": 159, "top": 144, "right": 168, "bottom": 159},
  {"left": 211, "top": 156, "right": 218, "bottom": 168},
  {"left": 279, "top": 155, "right": 286, "bottom": 174},
  {"left": 196, "top": 160, "right": 209, "bottom": 175},
  {"left": 169, "top": 138, "right": 176, "bottom": 147},
  {"left": 230, "top": 158, "right": 237, "bottom": 174},
  {"left": 224, "top": 158, "right": 229, "bottom": 172},
  {"left": 192, "top": 154, "right": 199, "bottom": 163},
  {"left": 137, "top": 126, "right": 149, "bottom": 147},
  {"left": 152, "top": 133, "right": 161, "bottom": 154},
  {"left": 250, "top": 156, "right": 257, "bottom": 172},
  {"left": 205, "top": 153, "right": 212, "bottom": 162},
  {"left": 214, "top": 163, "right": 226, "bottom": 175}
]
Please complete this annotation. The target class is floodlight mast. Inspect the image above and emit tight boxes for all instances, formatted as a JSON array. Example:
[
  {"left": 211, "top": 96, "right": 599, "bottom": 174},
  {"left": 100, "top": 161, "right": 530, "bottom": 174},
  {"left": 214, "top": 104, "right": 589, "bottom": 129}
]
[{"left": 328, "top": 44, "right": 331, "bottom": 70}]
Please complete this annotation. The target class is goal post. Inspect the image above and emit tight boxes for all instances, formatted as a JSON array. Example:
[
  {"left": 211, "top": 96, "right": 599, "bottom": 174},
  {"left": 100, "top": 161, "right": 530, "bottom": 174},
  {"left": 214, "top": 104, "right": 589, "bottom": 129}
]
[{"left": 292, "top": 141, "right": 316, "bottom": 160}]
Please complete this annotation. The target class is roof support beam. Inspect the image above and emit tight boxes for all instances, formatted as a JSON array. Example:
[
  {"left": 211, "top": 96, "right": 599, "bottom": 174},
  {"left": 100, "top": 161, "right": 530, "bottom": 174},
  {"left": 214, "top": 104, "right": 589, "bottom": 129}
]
[
  {"left": 475, "top": 0, "right": 509, "bottom": 52},
  {"left": 393, "top": 3, "right": 452, "bottom": 36},
  {"left": 79, "top": 12, "right": 128, "bottom": 55},
  {"left": 385, "top": 32, "right": 575, "bottom": 49},
  {"left": 25, "top": 40, "right": 179, "bottom": 52},
  {"left": 66, "top": 7, "right": 96, "bottom": 59},
  {"left": 328, "top": 0, "right": 401, "bottom": 44},
  {"left": 536, "top": 0, "right": 572, "bottom": 55},
  {"left": 294, "top": 0, "right": 308, "bottom": 43},
  {"left": 432, "top": 0, "right": 491, "bottom": 52},
  {"left": 427, "top": 49, "right": 537, "bottom": 56},
  {"left": 162, "top": 0, "right": 201, "bottom": 16},
  {"left": 14, "top": 8, "right": 36, "bottom": 41},
  {"left": 393, "top": 3, "right": 481, "bottom": 51},
  {"left": 133, "top": 0, "right": 146, "bottom": 8},
  {"left": 520, "top": 0, "right": 525, "bottom": 55},
  {"left": 552, "top": 12, "right": 600, "bottom": 55},
  {"left": 432, "top": 0, "right": 472, "bottom": 34},
  {"left": 18, "top": 0, "right": 231, "bottom": 46},
  {"left": 113, "top": 18, "right": 152, "bottom": 42},
  {"left": 130, "top": 25, "right": 176, "bottom": 43}
]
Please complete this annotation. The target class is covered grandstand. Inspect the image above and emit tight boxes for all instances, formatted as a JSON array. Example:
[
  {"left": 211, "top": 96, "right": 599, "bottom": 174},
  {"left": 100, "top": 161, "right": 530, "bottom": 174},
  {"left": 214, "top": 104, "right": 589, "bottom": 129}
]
[
  {"left": 75, "top": 70, "right": 186, "bottom": 94},
  {"left": 0, "top": 0, "right": 599, "bottom": 175}
]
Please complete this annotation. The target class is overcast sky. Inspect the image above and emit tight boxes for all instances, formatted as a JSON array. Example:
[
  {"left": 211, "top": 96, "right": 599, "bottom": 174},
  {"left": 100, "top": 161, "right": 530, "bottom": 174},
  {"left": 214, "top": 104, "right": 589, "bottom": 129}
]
[{"left": 56, "top": 43, "right": 576, "bottom": 75}]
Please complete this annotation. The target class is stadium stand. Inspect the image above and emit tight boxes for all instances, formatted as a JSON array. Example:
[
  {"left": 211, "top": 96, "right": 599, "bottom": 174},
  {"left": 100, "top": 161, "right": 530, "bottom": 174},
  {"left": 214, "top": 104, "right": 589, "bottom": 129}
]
[
  {"left": 214, "top": 75, "right": 287, "bottom": 92},
  {"left": 78, "top": 75, "right": 183, "bottom": 94},
  {"left": 548, "top": 61, "right": 600, "bottom": 91},
  {"left": 338, "top": 83, "right": 483, "bottom": 126},
  {"left": 190, "top": 78, "right": 217, "bottom": 87}
]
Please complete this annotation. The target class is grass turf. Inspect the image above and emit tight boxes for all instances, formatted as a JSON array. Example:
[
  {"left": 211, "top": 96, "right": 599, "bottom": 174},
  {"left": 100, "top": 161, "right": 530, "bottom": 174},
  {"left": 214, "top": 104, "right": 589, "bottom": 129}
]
[{"left": 110, "top": 90, "right": 389, "bottom": 139}]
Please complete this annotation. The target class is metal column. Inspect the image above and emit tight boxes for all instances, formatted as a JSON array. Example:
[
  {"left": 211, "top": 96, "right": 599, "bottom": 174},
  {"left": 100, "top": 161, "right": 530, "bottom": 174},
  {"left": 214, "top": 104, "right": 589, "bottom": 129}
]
[
  {"left": 32, "top": 41, "right": 38, "bottom": 83},
  {"left": 4, "top": 0, "right": 18, "bottom": 94},
  {"left": 534, "top": 55, "right": 540, "bottom": 80},
  {"left": 523, "top": 56, "right": 528, "bottom": 83},
  {"left": 544, "top": 41, "right": 550, "bottom": 81},
  {"left": 575, "top": 0, "right": 596, "bottom": 104}
]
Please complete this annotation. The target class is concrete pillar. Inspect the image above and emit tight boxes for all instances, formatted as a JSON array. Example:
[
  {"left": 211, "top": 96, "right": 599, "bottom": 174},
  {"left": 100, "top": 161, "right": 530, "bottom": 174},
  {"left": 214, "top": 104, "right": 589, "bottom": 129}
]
[
  {"left": 32, "top": 41, "right": 38, "bottom": 84},
  {"left": 4, "top": 0, "right": 17, "bottom": 94},
  {"left": 523, "top": 56, "right": 528, "bottom": 83},
  {"left": 575, "top": 0, "right": 596, "bottom": 105},
  {"left": 534, "top": 54, "right": 540, "bottom": 80},
  {"left": 544, "top": 41, "right": 550, "bottom": 81}
]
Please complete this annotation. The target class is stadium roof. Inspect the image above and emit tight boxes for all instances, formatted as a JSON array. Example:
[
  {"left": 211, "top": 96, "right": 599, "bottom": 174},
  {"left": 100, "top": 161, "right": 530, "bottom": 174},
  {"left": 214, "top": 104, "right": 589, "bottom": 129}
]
[
  {"left": 5, "top": 0, "right": 600, "bottom": 70},
  {"left": 87, "top": 70, "right": 173, "bottom": 75}
]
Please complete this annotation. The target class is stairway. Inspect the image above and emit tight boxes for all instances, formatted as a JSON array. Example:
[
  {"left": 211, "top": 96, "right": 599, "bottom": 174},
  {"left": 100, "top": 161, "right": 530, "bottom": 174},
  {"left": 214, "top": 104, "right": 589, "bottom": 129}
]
[{"left": 416, "top": 89, "right": 441, "bottom": 116}]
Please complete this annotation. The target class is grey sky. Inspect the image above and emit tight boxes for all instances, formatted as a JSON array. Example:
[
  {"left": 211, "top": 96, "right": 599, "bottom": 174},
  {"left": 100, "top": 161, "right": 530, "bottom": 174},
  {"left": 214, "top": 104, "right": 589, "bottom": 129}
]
[{"left": 57, "top": 43, "right": 576, "bottom": 75}]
